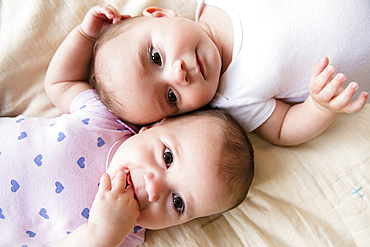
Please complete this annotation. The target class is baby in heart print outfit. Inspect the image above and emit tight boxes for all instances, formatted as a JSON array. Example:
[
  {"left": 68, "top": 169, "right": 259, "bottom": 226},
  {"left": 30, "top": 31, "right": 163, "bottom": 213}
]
[
  {"left": 0, "top": 89, "right": 145, "bottom": 246},
  {"left": 0, "top": 88, "right": 253, "bottom": 247}
]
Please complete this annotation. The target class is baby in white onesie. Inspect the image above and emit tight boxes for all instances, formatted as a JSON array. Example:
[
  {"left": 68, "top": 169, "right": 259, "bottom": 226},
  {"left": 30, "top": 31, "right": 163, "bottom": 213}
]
[{"left": 90, "top": 1, "right": 369, "bottom": 146}]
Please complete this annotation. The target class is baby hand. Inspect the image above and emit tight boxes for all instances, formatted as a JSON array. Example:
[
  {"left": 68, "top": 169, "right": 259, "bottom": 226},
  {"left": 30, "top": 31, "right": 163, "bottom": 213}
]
[
  {"left": 80, "top": 4, "right": 131, "bottom": 39},
  {"left": 309, "top": 57, "right": 368, "bottom": 114},
  {"left": 87, "top": 171, "right": 139, "bottom": 247}
]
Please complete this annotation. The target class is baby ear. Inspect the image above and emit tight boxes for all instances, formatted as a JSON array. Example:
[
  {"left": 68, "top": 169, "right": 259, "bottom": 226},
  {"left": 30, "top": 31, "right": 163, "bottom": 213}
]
[
  {"left": 142, "top": 7, "right": 177, "bottom": 18},
  {"left": 138, "top": 117, "right": 168, "bottom": 133}
]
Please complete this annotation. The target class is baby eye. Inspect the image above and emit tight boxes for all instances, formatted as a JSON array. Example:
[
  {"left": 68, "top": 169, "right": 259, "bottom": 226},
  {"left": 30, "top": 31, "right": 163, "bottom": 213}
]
[
  {"left": 173, "top": 194, "right": 185, "bottom": 214},
  {"left": 167, "top": 89, "right": 177, "bottom": 106},
  {"left": 149, "top": 46, "right": 162, "bottom": 66},
  {"left": 163, "top": 147, "right": 173, "bottom": 168}
]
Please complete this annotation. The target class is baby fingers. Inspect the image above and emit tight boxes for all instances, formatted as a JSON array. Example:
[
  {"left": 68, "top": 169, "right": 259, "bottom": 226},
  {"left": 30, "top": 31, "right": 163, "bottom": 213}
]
[
  {"left": 329, "top": 83, "right": 368, "bottom": 113},
  {"left": 98, "top": 5, "right": 122, "bottom": 23},
  {"left": 310, "top": 65, "right": 336, "bottom": 96},
  {"left": 121, "top": 14, "right": 132, "bottom": 20},
  {"left": 317, "top": 73, "right": 346, "bottom": 102},
  {"left": 112, "top": 170, "right": 129, "bottom": 193},
  {"left": 311, "top": 57, "right": 329, "bottom": 80},
  {"left": 98, "top": 173, "right": 112, "bottom": 193}
]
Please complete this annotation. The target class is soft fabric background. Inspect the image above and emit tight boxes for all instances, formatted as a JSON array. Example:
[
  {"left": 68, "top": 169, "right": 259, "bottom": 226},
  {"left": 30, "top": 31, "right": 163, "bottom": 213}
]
[{"left": 1, "top": 1, "right": 369, "bottom": 246}]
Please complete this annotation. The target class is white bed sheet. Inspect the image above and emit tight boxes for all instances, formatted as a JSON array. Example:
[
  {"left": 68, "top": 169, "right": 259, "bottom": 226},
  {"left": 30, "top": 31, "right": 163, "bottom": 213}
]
[{"left": 1, "top": 1, "right": 369, "bottom": 246}]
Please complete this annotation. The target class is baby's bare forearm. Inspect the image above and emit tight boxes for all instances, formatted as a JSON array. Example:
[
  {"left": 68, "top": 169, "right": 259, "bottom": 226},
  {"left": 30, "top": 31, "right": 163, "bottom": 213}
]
[
  {"left": 256, "top": 98, "right": 338, "bottom": 146},
  {"left": 279, "top": 96, "right": 338, "bottom": 145},
  {"left": 52, "top": 223, "right": 116, "bottom": 247}
]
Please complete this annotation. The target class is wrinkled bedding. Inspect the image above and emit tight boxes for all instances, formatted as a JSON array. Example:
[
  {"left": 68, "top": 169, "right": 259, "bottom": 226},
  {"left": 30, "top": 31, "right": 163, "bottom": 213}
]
[{"left": 1, "top": 1, "right": 369, "bottom": 246}]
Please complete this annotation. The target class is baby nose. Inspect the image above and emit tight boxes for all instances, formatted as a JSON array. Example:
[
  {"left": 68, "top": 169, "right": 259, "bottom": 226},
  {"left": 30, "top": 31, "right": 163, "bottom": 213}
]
[
  {"left": 171, "top": 60, "right": 189, "bottom": 86},
  {"left": 144, "top": 172, "right": 165, "bottom": 202}
]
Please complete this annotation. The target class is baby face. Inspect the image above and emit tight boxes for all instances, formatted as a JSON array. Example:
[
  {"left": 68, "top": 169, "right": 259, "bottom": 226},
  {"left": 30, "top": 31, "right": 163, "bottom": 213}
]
[
  {"left": 97, "top": 16, "right": 221, "bottom": 125},
  {"left": 106, "top": 117, "right": 229, "bottom": 229}
]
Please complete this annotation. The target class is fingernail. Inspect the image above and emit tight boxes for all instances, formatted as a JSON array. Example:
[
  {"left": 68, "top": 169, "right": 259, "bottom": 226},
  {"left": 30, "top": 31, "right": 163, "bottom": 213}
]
[
  {"left": 350, "top": 82, "right": 358, "bottom": 90},
  {"left": 337, "top": 73, "right": 346, "bottom": 81},
  {"left": 327, "top": 66, "right": 335, "bottom": 73}
]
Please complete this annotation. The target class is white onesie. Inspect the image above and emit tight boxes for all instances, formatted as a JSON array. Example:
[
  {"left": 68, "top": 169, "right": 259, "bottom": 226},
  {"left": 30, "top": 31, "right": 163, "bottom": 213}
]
[{"left": 197, "top": 0, "right": 370, "bottom": 132}]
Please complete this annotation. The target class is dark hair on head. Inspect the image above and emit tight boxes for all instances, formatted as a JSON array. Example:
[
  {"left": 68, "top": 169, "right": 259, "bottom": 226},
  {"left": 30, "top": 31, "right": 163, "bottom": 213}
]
[
  {"left": 167, "top": 107, "right": 254, "bottom": 212},
  {"left": 89, "top": 17, "right": 144, "bottom": 119},
  {"left": 216, "top": 110, "right": 254, "bottom": 211}
]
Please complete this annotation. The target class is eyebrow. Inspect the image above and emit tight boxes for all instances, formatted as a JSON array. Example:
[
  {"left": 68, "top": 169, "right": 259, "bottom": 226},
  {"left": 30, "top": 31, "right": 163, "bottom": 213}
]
[
  {"left": 156, "top": 94, "right": 168, "bottom": 117},
  {"left": 182, "top": 191, "right": 193, "bottom": 219},
  {"left": 169, "top": 131, "right": 180, "bottom": 163},
  {"left": 138, "top": 44, "right": 146, "bottom": 71}
]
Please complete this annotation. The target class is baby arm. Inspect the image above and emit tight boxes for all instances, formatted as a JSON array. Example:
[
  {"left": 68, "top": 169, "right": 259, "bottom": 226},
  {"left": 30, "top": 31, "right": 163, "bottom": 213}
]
[
  {"left": 255, "top": 57, "right": 368, "bottom": 146},
  {"left": 53, "top": 171, "right": 139, "bottom": 247},
  {"left": 44, "top": 5, "right": 128, "bottom": 113}
]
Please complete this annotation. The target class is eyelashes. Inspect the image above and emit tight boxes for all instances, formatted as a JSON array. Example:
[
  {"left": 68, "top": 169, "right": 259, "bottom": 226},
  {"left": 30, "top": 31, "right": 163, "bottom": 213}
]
[
  {"left": 148, "top": 44, "right": 178, "bottom": 107},
  {"left": 163, "top": 147, "right": 173, "bottom": 168},
  {"left": 163, "top": 146, "right": 184, "bottom": 215},
  {"left": 173, "top": 194, "right": 185, "bottom": 215},
  {"left": 167, "top": 89, "right": 177, "bottom": 106},
  {"left": 149, "top": 45, "right": 162, "bottom": 66}
]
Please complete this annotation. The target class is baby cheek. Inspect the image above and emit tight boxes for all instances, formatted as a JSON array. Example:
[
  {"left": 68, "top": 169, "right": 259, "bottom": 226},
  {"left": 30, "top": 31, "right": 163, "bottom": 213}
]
[
  {"left": 136, "top": 206, "right": 167, "bottom": 229},
  {"left": 135, "top": 211, "right": 147, "bottom": 226}
]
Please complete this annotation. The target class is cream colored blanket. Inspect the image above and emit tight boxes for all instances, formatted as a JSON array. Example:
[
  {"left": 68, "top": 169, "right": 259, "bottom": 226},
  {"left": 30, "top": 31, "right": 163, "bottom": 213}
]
[{"left": 1, "top": 1, "right": 369, "bottom": 246}]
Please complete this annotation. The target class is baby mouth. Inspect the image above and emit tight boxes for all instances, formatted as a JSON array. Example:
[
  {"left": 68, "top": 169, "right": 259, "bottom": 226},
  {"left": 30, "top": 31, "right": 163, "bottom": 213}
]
[
  {"left": 125, "top": 172, "right": 141, "bottom": 208},
  {"left": 125, "top": 172, "right": 134, "bottom": 189},
  {"left": 125, "top": 178, "right": 130, "bottom": 188}
]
